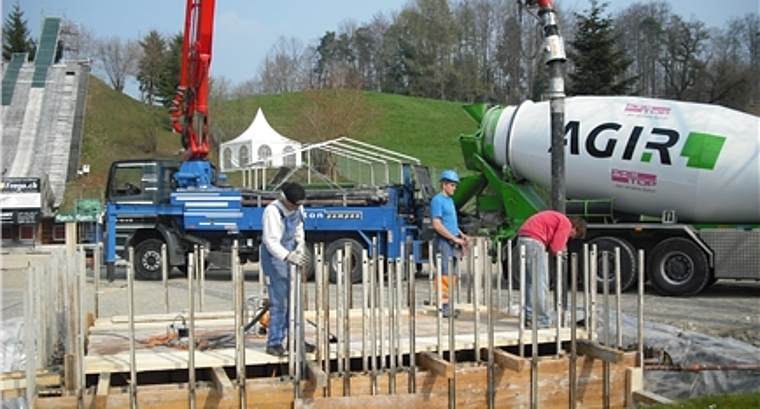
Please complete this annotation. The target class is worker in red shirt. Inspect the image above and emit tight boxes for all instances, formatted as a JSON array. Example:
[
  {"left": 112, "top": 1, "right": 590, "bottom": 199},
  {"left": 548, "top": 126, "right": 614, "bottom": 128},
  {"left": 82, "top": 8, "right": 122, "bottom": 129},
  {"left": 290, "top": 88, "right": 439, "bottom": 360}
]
[{"left": 517, "top": 210, "right": 586, "bottom": 328}]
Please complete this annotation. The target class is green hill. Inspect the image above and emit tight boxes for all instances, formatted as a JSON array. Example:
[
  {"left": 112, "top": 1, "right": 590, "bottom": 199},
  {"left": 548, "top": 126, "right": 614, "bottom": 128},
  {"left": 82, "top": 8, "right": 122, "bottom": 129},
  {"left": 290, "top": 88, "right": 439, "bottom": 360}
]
[{"left": 64, "top": 77, "right": 478, "bottom": 210}]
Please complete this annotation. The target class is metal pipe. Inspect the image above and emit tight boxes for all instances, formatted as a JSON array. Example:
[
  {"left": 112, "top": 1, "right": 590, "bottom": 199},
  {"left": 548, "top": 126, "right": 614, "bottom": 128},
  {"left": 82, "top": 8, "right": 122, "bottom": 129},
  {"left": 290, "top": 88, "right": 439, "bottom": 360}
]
[
  {"left": 343, "top": 244, "right": 351, "bottom": 396},
  {"left": 499, "top": 240, "right": 505, "bottom": 313},
  {"left": 518, "top": 245, "right": 526, "bottom": 357},
  {"left": 602, "top": 251, "right": 610, "bottom": 409},
  {"left": 389, "top": 259, "right": 397, "bottom": 394},
  {"left": 436, "top": 253, "right": 443, "bottom": 357},
  {"left": 289, "top": 262, "right": 297, "bottom": 381},
  {"left": 555, "top": 252, "right": 562, "bottom": 357},
  {"left": 448, "top": 249, "right": 457, "bottom": 409},
  {"left": 378, "top": 255, "right": 386, "bottom": 370},
  {"left": 336, "top": 250, "right": 344, "bottom": 376},
  {"left": 615, "top": 247, "right": 622, "bottom": 349},
  {"left": 408, "top": 251, "right": 417, "bottom": 394},
  {"left": 638, "top": 249, "right": 645, "bottom": 368},
  {"left": 232, "top": 241, "right": 246, "bottom": 408},
  {"left": 128, "top": 247, "right": 137, "bottom": 409},
  {"left": 369, "top": 249, "right": 378, "bottom": 395},
  {"left": 590, "top": 245, "right": 598, "bottom": 341},
  {"left": 486, "top": 239, "right": 495, "bottom": 409},
  {"left": 395, "top": 257, "right": 404, "bottom": 380},
  {"left": 188, "top": 250, "right": 196, "bottom": 409},
  {"left": 473, "top": 238, "right": 481, "bottom": 363},
  {"left": 428, "top": 240, "right": 434, "bottom": 308},
  {"left": 77, "top": 247, "right": 85, "bottom": 408},
  {"left": 94, "top": 243, "right": 101, "bottom": 319},
  {"left": 24, "top": 265, "right": 36, "bottom": 407},
  {"left": 530, "top": 251, "right": 539, "bottom": 409},
  {"left": 362, "top": 250, "right": 370, "bottom": 374},
  {"left": 582, "top": 243, "right": 589, "bottom": 333},
  {"left": 569, "top": 253, "right": 578, "bottom": 409},
  {"left": 162, "top": 244, "right": 169, "bottom": 314}
]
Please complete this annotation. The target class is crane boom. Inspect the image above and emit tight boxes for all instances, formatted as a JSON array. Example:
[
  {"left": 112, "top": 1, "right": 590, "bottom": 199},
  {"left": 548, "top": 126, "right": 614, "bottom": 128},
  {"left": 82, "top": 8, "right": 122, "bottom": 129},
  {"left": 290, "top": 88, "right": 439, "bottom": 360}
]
[{"left": 170, "top": 0, "right": 215, "bottom": 161}]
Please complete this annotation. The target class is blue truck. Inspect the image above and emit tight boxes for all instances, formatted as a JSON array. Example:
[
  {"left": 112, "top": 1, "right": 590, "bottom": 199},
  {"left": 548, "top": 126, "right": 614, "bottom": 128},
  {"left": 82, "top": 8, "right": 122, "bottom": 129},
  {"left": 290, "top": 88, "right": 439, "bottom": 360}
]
[{"left": 103, "top": 156, "right": 436, "bottom": 282}]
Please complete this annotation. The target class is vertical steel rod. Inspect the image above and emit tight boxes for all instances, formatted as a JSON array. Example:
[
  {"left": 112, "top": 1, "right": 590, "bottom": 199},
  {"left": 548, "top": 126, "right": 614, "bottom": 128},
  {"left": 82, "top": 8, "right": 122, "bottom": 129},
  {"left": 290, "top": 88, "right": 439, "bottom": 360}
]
[
  {"left": 232, "top": 241, "right": 246, "bottom": 408},
  {"left": 127, "top": 247, "right": 137, "bottom": 409},
  {"left": 555, "top": 252, "right": 563, "bottom": 357},
  {"left": 198, "top": 246, "right": 205, "bottom": 312},
  {"left": 638, "top": 249, "right": 645, "bottom": 368},
  {"left": 389, "top": 260, "right": 397, "bottom": 394},
  {"left": 408, "top": 251, "right": 417, "bottom": 393},
  {"left": 473, "top": 238, "right": 481, "bottom": 363},
  {"left": 188, "top": 250, "right": 196, "bottom": 409},
  {"left": 436, "top": 253, "right": 443, "bottom": 357},
  {"left": 570, "top": 253, "right": 578, "bottom": 409},
  {"left": 94, "top": 244, "right": 101, "bottom": 319},
  {"left": 530, "top": 251, "right": 539, "bottom": 409},
  {"left": 378, "top": 255, "right": 386, "bottom": 371},
  {"left": 162, "top": 244, "right": 169, "bottom": 314},
  {"left": 395, "top": 257, "right": 404, "bottom": 374},
  {"left": 518, "top": 245, "right": 526, "bottom": 357},
  {"left": 615, "top": 247, "right": 623, "bottom": 349},
  {"left": 487, "top": 239, "right": 495, "bottom": 409},
  {"left": 602, "top": 252, "right": 610, "bottom": 409},
  {"left": 343, "top": 244, "right": 351, "bottom": 396},
  {"left": 336, "top": 250, "right": 344, "bottom": 377},
  {"left": 590, "top": 245, "right": 598, "bottom": 341}
]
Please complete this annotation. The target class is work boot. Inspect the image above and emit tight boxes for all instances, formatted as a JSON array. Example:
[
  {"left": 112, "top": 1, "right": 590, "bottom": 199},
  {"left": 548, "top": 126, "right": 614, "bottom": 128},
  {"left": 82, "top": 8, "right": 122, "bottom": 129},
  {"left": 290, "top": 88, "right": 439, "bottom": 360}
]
[{"left": 266, "top": 345, "right": 287, "bottom": 357}]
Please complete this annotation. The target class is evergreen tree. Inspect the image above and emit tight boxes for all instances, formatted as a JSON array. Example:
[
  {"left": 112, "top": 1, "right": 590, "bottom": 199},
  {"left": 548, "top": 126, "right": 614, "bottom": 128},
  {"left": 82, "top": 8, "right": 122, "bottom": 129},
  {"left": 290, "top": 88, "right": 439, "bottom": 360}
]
[
  {"left": 136, "top": 30, "right": 168, "bottom": 105},
  {"left": 156, "top": 33, "right": 183, "bottom": 108},
  {"left": 2, "top": 2, "right": 36, "bottom": 61},
  {"left": 567, "top": 1, "right": 637, "bottom": 96}
]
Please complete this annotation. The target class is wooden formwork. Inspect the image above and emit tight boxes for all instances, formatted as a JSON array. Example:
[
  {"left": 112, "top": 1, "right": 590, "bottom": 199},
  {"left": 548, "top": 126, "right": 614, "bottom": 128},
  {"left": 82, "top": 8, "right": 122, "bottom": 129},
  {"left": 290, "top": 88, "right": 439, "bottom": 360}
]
[
  {"left": 22, "top": 305, "right": 642, "bottom": 409},
  {"left": 30, "top": 350, "right": 640, "bottom": 408}
]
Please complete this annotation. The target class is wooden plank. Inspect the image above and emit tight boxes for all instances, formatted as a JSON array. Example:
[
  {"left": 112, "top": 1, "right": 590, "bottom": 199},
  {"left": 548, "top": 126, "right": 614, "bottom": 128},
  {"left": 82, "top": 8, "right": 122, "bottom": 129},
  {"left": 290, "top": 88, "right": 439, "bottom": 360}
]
[
  {"left": 417, "top": 352, "right": 454, "bottom": 379},
  {"left": 92, "top": 372, "right": 110, "bottom": 409},
  {"left": 307, "top": 361, "right": 327, "bottom": 388},
  {"left": 487, "top": 348, "right": 528, "bottom": 372},
  {"left": 209, "top": 367, "right": 233, "bottom": 394},
  {"left": 0, "top": 369, "right": 60, "bottom": 391},
  {"left": 576, "top": 339, "right": 624, "bottom": 363},
  {"left": 626, "top": 366, "right": 643, "bottom": 408},
  {"left": 633, "top": 390, "right": 674, "bottom": 405}
]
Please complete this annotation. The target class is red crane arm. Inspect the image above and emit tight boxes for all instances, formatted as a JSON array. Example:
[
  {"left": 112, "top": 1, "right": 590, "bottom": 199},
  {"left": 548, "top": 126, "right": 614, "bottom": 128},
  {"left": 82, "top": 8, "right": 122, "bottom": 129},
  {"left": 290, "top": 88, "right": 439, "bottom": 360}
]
[{"left": 170, "top": 0, "right": 215, "bottom": 160}]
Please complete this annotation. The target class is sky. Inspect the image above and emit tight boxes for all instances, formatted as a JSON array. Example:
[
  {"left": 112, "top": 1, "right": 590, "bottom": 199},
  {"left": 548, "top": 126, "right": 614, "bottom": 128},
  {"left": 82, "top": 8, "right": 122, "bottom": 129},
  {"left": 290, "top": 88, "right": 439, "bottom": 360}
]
[{"left": 6, "top": 0, "right": 759, "bottom": 98}]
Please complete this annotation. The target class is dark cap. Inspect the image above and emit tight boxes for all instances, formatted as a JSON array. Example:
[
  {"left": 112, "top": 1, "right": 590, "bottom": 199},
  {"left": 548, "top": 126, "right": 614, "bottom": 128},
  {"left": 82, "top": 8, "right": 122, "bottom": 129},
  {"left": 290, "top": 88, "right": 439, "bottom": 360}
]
[{"left": 282, "top": 182, "right": 306, "bottom": 205}]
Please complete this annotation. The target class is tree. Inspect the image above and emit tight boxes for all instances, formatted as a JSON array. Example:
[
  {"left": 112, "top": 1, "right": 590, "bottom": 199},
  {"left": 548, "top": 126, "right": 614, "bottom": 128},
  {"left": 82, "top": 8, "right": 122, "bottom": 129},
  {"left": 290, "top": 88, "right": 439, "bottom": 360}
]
[
  {"left": 257, "top": 36, "right": 310, "bottom": 94},
  {"left": 93, "top": 35, "right": 141, "bottom": 92},
  {"left": 2, "top": 2, "right": 36, "bottom": 61},
  {"left": 659, "top": 16, "right": 709, "bottom": 100},
  {"left": 136, "top": 30, "right": 167, "bottom": 105},
  {"left": 156, "top": 33, "right": 183, "bottom": 107},
  {"left": 567, "top": 0, "right": 637, "bottom": 96}
]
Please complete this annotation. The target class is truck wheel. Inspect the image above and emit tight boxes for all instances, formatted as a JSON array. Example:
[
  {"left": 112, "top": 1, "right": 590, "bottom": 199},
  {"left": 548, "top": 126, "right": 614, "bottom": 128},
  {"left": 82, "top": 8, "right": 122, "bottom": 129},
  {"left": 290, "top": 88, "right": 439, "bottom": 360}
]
[
  {"left": 648, "top": 237, "right": 710, "bottom": 296},
  {"left": 325, "top": 238, "right": 364, "bottom": 284},
  {"left": 587, "top": 236, "right": 637, "bottom": 293},
  {"left": 133, "top": 239, "right": 164, "bottom": 280}
]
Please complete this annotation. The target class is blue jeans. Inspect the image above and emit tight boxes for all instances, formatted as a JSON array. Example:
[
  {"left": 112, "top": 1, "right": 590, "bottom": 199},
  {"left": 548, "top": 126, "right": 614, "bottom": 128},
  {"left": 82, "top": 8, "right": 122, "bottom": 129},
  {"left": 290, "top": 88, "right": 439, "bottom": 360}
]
[
  {"left": 518, "top": 236, "right": 551, "bottom": 327},
  {"left": 260, "top": 249, "right": 292, "bottom": 347},
  {"left": 435, "top": 237, "right": 457, "bottom": 276}
]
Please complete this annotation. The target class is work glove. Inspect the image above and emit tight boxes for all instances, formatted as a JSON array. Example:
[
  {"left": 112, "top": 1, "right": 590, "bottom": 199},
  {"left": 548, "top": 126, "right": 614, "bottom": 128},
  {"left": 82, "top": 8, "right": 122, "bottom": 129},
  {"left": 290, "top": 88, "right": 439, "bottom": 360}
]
[{"left": 285, "top": 248, "right": 309, "bottom": 266}]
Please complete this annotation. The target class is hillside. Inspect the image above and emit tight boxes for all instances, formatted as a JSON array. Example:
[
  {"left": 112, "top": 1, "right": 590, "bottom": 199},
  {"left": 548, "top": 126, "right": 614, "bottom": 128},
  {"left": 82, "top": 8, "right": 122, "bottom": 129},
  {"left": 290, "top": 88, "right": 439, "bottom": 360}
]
[{"left": 63, "top": 77, "right": 478, "bottom": 209}]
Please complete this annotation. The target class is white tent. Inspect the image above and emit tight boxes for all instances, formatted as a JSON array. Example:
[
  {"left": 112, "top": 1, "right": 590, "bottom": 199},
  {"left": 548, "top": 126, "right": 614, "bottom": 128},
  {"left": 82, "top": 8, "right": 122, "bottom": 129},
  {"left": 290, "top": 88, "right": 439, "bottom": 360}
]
[{"left": 220, "top": 108, "right": 302, "bottom": 172}]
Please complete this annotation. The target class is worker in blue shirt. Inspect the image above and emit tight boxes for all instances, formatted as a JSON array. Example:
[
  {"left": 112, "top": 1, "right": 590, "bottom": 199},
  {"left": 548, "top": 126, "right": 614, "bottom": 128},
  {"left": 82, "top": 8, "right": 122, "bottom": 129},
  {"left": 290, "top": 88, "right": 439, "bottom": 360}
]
[{"left": 430, "top": 169, "right": 469, "bottom": 318}]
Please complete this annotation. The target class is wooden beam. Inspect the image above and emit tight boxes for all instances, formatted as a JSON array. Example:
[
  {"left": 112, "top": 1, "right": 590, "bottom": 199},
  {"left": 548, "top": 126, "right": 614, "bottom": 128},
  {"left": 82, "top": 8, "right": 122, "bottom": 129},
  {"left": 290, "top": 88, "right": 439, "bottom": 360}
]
[
  {"left": 632, "top": 390, "right": 674, "bottom": 405},
  {"left": 577, "top": 339, "right": 624, "bottom": 363},
  {"left": 93, "top": 372, "right": 110, "bottom": 409},
  {"left": 307, "top": 361, "right": 327, "bottom": 388},
  {"left": 626, "top": 367, "right": 643, "bottom": 408},
  {"left": 417, "top": 352, "right": 454, "bottom": 379},
  {"left": 0, "top": 369, "right": 61, "bottom": 391},
  {"left": 209, "top": 367, "right": 233, "bottom": 394},
  {"left": 483, "top": 348, "right": 528, "bottom": 372}
]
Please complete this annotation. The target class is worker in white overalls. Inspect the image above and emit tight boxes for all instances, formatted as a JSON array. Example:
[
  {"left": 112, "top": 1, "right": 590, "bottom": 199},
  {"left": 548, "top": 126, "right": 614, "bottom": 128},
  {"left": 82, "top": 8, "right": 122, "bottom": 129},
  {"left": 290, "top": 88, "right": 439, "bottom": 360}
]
[{"left": 260, "top": 182, "right": 309, "bottom": 357}]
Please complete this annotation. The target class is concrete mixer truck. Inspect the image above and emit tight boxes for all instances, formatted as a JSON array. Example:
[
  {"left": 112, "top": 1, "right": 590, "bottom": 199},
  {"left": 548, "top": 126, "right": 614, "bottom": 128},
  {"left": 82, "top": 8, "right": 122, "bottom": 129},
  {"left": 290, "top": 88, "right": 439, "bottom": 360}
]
[{"left": 454, "top": 96, "right": 760, "bottom": 296}]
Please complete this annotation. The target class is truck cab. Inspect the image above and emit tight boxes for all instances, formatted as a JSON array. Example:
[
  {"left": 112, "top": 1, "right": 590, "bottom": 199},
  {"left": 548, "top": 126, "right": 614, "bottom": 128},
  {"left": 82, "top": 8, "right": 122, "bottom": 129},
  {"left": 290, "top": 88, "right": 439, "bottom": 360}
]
[{"left": 106, "top": 159, "right": 182, "bottom": 205}]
